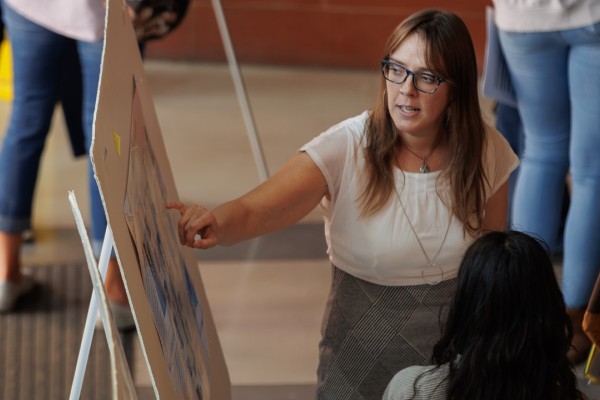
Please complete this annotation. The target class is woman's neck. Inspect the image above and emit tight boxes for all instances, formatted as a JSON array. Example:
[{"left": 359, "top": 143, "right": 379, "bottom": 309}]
[
  {"left": 398, "top": 129, "right": 443, "bottom": 155},
  {"left": 395, "top": 131, "right": 447, "bottom": 172}
]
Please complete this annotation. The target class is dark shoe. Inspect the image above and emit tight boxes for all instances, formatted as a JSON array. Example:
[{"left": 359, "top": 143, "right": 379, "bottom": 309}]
[{"left": 568, "top": 308, "right": 592, "bottom": 364}]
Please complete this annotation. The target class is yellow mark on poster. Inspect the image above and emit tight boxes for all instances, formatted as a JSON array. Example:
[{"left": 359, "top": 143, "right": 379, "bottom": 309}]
[{"left": 113, "top": 130, "right": 122, "bottom": 156}]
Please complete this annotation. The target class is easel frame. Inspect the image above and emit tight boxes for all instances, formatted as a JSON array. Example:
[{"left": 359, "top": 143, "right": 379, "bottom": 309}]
[{"left": 68, "top": 193, "right": 137, "bottom": 400}]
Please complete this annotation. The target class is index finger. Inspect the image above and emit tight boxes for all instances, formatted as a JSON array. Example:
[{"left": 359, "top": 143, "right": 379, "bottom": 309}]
[{"left": 166, "top": 200, "right": 186, "bottom": 214}]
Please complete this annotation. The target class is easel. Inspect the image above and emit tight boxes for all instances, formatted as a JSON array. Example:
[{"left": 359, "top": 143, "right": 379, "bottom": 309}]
[
  {"left": 69, "top": 0, "right": 261, "bottom": 397},
  {"left": 209, "top": 0, "right": 269, "bottom": 181},
  {"left": 68, "top": 192, "right": 137, "bottom": 400},
  {"left": 68, "top": 225, "right": 115, "bottom": 400}
]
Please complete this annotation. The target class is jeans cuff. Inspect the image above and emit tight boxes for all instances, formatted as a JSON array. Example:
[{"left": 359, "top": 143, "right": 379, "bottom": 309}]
[{"left": 0, "top": 214, "right": 31, "bottom": 233}]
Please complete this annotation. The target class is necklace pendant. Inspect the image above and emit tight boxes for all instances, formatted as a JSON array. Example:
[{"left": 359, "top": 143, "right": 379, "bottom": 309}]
[
  {"left": 422, "top": 263, "right": 443, "bottom": 286},
  {"left": 419, "top": 160, "right": 430, "bottom": 173}
]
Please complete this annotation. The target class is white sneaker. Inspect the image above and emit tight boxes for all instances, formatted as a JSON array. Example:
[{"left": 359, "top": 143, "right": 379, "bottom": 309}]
[
  {"left": 0, "top": 274, "right": 36, "bottom": 312},
  {"left": 95, "top": 301, "right": 136, "bottom": 332}
]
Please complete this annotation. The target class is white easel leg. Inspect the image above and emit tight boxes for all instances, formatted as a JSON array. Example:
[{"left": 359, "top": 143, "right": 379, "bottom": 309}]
[
  {"left": 69, "top": 225, "right": 114, "bottom": 400},
  {"left": 210, "top": 0, "right": 269, "bottom": 181}
]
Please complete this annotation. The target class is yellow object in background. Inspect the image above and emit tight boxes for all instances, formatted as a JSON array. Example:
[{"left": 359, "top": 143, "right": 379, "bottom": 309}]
[
  {"left": 0, "top": 37, "right": 13, "bottom": 101},
  {"left": 585, "top": 344, "right": 600, "bottom": 383}
]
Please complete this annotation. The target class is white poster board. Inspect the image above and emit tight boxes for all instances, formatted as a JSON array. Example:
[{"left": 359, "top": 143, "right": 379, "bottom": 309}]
[
  {"left": 481, "top": 6, "right": 517, "bottom": 107},
  {"left": 91, "top": 0, "right": 231, "bottom": 398}
]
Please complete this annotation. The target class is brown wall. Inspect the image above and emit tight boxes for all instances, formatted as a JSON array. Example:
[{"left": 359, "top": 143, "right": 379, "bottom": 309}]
[{"left": 145, "top": 0, "right": 491, "bottom": 71}]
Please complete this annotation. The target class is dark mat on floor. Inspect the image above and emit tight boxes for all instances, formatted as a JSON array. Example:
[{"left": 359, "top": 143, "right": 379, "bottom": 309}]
[
  {"left": 0, "top": 263, "right": 117, "bottom": 400},
  {"left": 136, "top": 384, "right": 318, "bottom": 400}
]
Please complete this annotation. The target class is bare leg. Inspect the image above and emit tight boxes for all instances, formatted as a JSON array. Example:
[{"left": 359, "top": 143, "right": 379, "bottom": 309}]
[
  {"left": 0, "top": 232, "right": 35, "bottom": 312},
  {"left": 101, "top": 257, "right": 135, "bottom": 330},
  {"left": 0, "top": 232, "right": 22, "bottom": 282},
  {"left": 104, "top": 257, "right": 128, "bottom": 305}
]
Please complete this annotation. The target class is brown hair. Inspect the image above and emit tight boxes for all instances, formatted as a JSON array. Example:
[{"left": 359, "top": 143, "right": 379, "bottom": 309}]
[{"left": 359, "top": 9, "right": 488, "bottom": 236}]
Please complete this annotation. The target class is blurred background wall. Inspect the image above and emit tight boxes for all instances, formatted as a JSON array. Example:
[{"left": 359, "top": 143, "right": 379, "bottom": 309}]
[{"left": 145, "top": 0, "right": 491, "bottom": 71}]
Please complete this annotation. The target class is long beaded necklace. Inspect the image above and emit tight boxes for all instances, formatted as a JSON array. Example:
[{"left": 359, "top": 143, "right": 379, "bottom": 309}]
[{"left": 393, "top": 177, "right": 452, "bottom": 285}]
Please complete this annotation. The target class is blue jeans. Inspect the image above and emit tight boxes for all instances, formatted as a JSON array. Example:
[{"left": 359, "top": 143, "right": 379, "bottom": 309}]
[
  {"left": 500, "top": 23, "right": 600, "bottom": 308},
  {"left": 495, "top": 103, "right": 523, "bottom": 225},
  {"left": 0, "top": 3, "right": 107, "bottom": 252}
]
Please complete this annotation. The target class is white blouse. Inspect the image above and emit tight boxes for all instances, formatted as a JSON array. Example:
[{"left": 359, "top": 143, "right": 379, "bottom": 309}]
[
  {"left": 6, "top": 0, "right": 106, "bottom": 42},
  {"left": 302, "top": 111, "right": 519, "bottom": 286},
  {"left": 493, "top": 0, "right": 600, "bottom": 32}
]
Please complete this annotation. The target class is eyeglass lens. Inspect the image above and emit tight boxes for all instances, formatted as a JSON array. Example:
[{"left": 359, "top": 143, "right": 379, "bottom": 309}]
[{"left": 382, "top": 62, "right": 440, "bottom": 93}]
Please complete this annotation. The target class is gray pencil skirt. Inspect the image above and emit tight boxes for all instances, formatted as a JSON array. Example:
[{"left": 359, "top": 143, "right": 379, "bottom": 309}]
[{"left": 316, "top": 266, "right": 456, "bottom": 400}]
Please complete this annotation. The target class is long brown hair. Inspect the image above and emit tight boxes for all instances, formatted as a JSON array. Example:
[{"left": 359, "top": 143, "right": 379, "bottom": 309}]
[{"left": 359, "top": 9, "right": 488, "bottom": 236}]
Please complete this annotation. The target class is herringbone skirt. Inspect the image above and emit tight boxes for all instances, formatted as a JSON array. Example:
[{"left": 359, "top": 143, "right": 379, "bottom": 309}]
[{"left": 316, "top": 266, "right": 455, "bottom": 400}]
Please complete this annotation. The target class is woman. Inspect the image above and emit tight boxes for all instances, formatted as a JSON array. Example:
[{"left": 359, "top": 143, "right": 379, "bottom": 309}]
[
  {"left": 383, "top": 231, "right": 585, "bottom": 400},
  {"left": 0, "top": 0, "right": 107, "bottom": 312},
  {"left": 168, "top": 9, "right": 518, "bottom": 399},
  {"left": 493, "top": 0, "right": 600, "bottom": 364}
]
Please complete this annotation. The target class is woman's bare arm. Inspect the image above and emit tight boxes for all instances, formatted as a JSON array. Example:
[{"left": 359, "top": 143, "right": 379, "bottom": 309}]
[{"left": 167, "top": 152, "right": 328, "bottom": 249}]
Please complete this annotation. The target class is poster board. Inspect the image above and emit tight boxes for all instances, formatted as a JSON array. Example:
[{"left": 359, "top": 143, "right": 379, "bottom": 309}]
[
  {"left": 91, "top": 0, "right": 231, "bottom": 398},
  {"left": 481, "top": 6, "right": 517, "bottom": 107}
]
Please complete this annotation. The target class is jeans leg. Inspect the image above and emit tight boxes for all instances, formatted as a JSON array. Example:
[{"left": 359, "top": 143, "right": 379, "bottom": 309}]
[
  {"left": 0, "top": 4, "right": 71, "bottom": 232},
  {"left": 495, "top": 103, "right": 523, "bottom": 224},
  {"left": 499, "top": 30, "right": 570, "bottom": 252},
  {"left": 495, "top": 103, "right": 523, "bottom": 157},
  {"left": 76, "top": 39, "right": 105, "bottom": 250},
  {"left": 561, "top": 24, "right": 600, "bottom": 308}
]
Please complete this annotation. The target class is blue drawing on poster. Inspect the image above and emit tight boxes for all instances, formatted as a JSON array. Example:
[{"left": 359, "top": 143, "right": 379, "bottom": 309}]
[{"left": 123, "top": 85, "right": 211, "bottom": 399}]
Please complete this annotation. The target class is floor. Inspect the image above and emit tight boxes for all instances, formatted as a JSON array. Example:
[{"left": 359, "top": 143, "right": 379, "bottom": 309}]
[{"left": 1, "top": 60, "right": 599, "bottom": 399}]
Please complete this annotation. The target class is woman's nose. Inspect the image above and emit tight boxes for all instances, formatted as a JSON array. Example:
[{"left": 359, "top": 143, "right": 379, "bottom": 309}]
[{"left": 399, "top": 75, "right": 417, "bottom": 96}]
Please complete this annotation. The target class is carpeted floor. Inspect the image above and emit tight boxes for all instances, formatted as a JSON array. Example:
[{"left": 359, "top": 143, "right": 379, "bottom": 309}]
[
  {"left": 0, "top": 261, "right": 319, "bottom": 400},
  {"left": 5, "top": 251, "right": 597, "bottom": 400},
  {"left": 0, "top": 262, "right": 120, "bottom": 400}
]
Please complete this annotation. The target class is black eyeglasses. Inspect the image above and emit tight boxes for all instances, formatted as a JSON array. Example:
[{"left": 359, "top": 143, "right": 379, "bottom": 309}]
[{"left": 381, "top": 59, "right": 445, "bottom": 94}]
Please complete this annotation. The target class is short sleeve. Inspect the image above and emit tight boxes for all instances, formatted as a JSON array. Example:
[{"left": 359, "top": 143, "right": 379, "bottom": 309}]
[
  {"left": 383, "top": 365, "right": 448, "bottom": 400},
  {"left": 383, "top": 368, "right": 419, "bottom": 399},
  {"left": 300, "top": 112, "right": 367, "bottom": 204}
]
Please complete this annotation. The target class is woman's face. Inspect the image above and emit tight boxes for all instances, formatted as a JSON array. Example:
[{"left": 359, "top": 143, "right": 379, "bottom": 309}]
[{"left": 386, "top": 33, "right": 451, "bottom": 139}]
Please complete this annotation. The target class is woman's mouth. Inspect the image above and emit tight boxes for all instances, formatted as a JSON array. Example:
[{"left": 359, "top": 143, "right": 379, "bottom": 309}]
[{"left": 398, "top": 105, "right": 420, "bottom": 114}]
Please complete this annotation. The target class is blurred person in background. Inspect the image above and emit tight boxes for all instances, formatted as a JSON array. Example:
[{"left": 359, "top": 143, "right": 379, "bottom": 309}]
[
  {"left": 0, "top": 0, "right": 188, "bottom": 328},
  {"left": 494, "top": 0, "right": 600, "bottom": 364}
]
